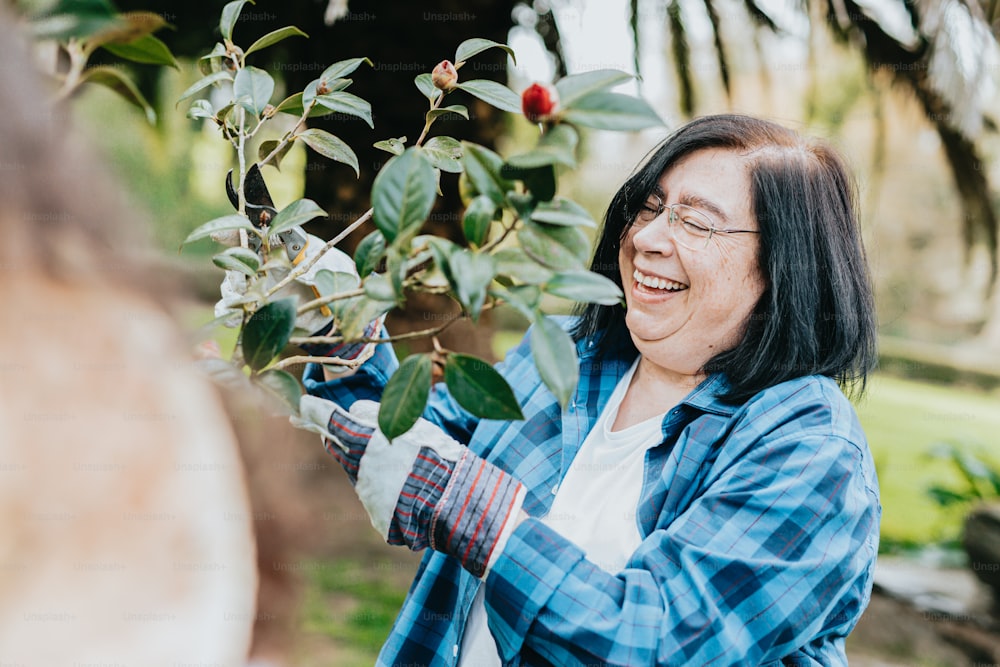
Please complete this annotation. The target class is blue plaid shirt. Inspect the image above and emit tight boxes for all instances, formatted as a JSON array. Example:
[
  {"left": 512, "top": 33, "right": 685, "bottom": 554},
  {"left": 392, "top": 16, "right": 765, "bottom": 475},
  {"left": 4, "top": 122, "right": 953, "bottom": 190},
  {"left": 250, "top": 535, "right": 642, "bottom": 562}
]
[{"left": 303, "top": 319, "right": 881, "bottom": 666}]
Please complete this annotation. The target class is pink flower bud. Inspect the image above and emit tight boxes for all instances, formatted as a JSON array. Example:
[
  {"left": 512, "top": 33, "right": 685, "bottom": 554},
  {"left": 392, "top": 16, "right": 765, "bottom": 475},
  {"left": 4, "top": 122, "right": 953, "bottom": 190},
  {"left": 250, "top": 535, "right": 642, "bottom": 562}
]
[
  {"left": 521, "top": 82, "right": 559, "bottom": 122},
  {"left": 431, "top": 60, "right": 458, "bottom": 91}
]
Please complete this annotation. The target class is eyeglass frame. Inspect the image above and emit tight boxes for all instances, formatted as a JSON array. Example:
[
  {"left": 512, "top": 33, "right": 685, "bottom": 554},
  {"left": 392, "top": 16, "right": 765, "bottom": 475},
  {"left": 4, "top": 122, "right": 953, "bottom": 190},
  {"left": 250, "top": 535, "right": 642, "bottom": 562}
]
[{"left": 631, "top": 193, "right": 760, "bottom": 250}]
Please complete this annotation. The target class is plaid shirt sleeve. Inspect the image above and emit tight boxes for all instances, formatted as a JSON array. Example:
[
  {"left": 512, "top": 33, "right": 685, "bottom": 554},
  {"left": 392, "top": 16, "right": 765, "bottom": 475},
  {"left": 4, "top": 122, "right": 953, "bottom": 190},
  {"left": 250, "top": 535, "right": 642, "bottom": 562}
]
[{"left": 483, "top": 404, "right": 880, "bottom": 666}]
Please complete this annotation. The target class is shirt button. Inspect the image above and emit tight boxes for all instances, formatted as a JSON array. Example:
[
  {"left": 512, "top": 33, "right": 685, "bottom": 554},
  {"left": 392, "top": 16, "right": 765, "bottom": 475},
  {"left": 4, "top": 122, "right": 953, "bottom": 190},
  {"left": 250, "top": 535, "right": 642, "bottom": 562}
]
[{"left": 551, "top": 484, "right": 559, "bottom": 495}]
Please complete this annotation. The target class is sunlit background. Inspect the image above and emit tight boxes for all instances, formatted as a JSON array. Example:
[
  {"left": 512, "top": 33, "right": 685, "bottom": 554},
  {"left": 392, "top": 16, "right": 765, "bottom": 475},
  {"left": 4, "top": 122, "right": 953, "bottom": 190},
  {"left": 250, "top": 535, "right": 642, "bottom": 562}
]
[{"left": 8, "top": 0, "right": 1000, "bottom": 664}]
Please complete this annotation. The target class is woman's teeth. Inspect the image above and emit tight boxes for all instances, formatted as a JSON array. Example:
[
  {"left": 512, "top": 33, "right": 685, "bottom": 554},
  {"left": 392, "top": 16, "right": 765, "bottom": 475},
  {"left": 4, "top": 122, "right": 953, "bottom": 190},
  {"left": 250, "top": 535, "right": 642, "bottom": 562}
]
[{"left": 633, "top": 269, "right": 688, "bottom": 291}]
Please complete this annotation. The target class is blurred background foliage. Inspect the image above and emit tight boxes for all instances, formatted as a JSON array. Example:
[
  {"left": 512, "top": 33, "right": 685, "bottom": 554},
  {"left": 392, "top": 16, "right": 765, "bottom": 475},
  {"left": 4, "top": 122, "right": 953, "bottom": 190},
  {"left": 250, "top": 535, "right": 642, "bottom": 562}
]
[{"left": 11, "top": 0, "right": 1000, "bottom": 662}]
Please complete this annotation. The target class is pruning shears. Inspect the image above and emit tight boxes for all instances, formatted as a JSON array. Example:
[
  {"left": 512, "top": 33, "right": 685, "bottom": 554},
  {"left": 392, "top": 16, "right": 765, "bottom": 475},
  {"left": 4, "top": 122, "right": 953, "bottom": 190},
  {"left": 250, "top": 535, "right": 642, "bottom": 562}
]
[
  {"left": 226, "top": 163, "right": 309, "bottom": 265},
  {"left": 226, "top": 164, "right": 331, "bottom": 317}
]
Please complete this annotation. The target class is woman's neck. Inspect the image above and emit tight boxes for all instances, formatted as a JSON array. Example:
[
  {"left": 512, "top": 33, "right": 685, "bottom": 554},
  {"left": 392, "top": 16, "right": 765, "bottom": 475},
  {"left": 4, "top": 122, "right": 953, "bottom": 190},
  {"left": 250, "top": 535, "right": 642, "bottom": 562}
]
[{"left": 612, "top": 357, "right": 705, "bottom": 431}]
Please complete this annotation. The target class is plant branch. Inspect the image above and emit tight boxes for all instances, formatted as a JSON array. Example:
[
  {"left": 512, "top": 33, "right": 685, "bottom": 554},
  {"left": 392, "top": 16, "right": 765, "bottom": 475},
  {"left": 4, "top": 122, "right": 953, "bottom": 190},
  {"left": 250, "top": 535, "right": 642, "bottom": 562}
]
[
  {"left": 415, "top": 93, "right": 444, "bottom": 146},
  {"left": 265, "top": 208, "right": 373, "bottom": 297},
  {"left": 296, "top": 287, "right": 365, "bottom": 315},
  {"left": 268, "top": 354, "right": 366, "bottom": 371},
  {"left": 53, "top": 40, "right": 88, "bottom": 102},
  {"left": 259, "top": 100, "right": 317, "bottom": 167}
]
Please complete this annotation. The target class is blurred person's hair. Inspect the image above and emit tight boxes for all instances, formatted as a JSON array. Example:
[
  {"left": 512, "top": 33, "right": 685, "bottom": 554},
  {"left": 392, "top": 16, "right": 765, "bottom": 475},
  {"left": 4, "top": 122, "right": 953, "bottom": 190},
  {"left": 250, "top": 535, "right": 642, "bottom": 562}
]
[{"left": 0, "top": 6, "right": 156, "bottom": 291}]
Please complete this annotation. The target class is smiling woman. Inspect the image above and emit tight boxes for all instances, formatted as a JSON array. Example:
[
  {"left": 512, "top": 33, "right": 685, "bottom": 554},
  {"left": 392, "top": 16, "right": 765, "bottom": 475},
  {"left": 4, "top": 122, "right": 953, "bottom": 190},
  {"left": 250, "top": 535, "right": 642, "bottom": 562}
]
[{"left": 299, "top": 113, "right": 882, "bottom": 666}]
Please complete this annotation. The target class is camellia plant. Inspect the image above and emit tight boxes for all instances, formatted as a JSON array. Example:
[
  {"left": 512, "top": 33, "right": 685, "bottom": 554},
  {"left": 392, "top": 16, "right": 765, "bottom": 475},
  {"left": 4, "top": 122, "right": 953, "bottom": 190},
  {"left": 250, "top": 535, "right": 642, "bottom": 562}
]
[
  {"left": 16, "top": 0, "right": 179, "bottom": 123},
  {"left": 180, "top": 1, "right": 664, "bottom": 440}
]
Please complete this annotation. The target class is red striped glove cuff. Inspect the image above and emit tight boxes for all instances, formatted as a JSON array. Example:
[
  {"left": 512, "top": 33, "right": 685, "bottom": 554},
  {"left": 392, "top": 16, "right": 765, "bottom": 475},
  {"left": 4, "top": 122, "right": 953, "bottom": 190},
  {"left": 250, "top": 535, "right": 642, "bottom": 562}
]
[{"left": 429, "top": 451, "right": 525, "bottom": 579}]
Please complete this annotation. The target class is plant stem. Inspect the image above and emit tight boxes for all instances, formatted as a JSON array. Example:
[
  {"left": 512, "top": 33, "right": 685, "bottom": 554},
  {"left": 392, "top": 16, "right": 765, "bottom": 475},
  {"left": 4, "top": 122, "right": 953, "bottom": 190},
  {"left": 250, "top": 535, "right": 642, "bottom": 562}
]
[
  {"left": 53, "top": 40, "right": 87, "bottom": 102},
  {"left": 258, "top": 100, "right": 317, "bottom": 167},
  {"left": 296, "top": 287, "right": 365, "bottom": 315},
  {"left": 269, "top": 355, "right": 365, "bottom": 372},
  {"left": 265, "top": 208, "right": 373, "bottom": 297},
  {"left": 415, "top": 93, "right": 444, "bottom": 146}
]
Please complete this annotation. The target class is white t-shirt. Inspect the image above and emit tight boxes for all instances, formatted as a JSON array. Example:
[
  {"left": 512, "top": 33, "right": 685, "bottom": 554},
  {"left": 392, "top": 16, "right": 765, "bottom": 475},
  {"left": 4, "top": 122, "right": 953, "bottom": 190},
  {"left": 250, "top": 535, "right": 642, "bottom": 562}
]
[{"left": 458, "top": 358, "right": 665, "bottom": 666}]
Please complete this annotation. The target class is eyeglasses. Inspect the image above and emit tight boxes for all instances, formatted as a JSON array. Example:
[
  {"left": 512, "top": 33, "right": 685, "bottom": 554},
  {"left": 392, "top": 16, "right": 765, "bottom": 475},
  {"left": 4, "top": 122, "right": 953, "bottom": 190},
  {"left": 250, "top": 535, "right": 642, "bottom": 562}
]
[{"left": 633, "top": 194, "right": 759, "bottom": 250}]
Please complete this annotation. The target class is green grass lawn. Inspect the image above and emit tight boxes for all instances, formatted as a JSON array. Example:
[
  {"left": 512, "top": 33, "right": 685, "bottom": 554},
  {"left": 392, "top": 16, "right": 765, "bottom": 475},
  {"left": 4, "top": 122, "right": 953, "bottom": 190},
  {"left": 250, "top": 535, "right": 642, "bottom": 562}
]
[{"left": 852, "top": 374, "right": 1000, "bottom": 549}]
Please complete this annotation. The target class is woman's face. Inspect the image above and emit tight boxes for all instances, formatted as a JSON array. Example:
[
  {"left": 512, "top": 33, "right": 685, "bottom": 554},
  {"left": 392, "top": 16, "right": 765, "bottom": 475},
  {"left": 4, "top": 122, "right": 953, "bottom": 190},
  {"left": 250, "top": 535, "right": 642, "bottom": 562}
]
[{"left": 618, "top": 147, "right": 766, "bottom": 378}]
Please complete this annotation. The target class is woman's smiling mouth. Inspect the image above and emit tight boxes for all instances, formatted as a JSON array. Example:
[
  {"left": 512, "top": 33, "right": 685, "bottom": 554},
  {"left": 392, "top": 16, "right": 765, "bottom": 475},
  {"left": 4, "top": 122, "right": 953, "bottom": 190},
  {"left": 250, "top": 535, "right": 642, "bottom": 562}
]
[{"left": 632, "top": 269, "right": 689, "bottom": 292}]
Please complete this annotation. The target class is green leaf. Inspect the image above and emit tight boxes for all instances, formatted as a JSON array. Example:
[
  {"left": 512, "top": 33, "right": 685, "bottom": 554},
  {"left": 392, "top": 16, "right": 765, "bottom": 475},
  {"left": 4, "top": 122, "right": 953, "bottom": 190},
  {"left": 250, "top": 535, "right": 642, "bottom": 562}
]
[
  {"left": 530, "top": 197, "right": 596, "bottom": 227},
  {"left": 243, "top": 297, "right": 295, "bottom": 372},
  {"left": 102, "top": 34, "right": 178, "bottom": 69},
  {"left": 455, "top": 80, "right": 521, "bottom": 113},
  {"left": 555, "top": 69, "right": 634, "bottom": 107},
  {"left": 88, "top": 10, "right": 169, "bottom": 45},
  {"left": 313, "top": 269, "right": 361, "bottom": 323},
  {"left": 354, "top": 230, "right": 387, "bottom": 278},
  {"left": 371, "top": 148, "right": 437, "bottom": 243},
  {"left": 79, "top": 66, "right": 156, "bottom": 124},
  {"left": 28, "top": 0, "right": 118, "bottom": 41},
  {"left": 187, "top": 99, "right": 214, "bottom": 120},
  {"left": 545, "top": 270, "right": 623, "bottom": 305},
  {"left": 319, "top": 57, "right": 372, "bottom": 83},
  {"left": 244, "top": 25, "right": 308, "bottom": 58},
  {"left": 505, "top": 124, "right": 579, "bottom": 169},
  {"left": 530, "top": 317, "right": 579, "bottom": 409},
  {"left": 449, "top": 250, "right": 496, "bottom": 320},
  {"left": 363, "top": 272, "right": 398, "bottom": 303},
  {"left": 296, "top": 129, "right": 359, "bottom": 176},
  {"left": 423, "top": 136, "right": 463, "bottom": 174},
  {"left": 444, "top": 354, "right": 524, "bottom": 420},
  {"left": 267, "top": 199, "right": 327, "bottom": 238},
  {"left": 336, "top": 295, "right": 394, "bottom": 340},
  {"left": 489, "top": 284, "right": 541, "bottom": 321},
  {"left": 275, "top": 90, "right": 343, "bottom": 118},
  {"left": 255, "top": 369, "right": 302, "bottom": 415},
  {"left": 212, "top": 246, "right": 261, "bottom": 277},
  {"left": 414, "top": 73, "right": 442, "bottom": 101},
  {"left": 258, "top": 139, "right": 293, "bottom": 170},
  {"left": 378, "top": 354, "right": 433, "bottom": 441},
  {"left": 419, "top": 236, "right": 461, "bottom": 286},
  {"left": 455, "top": 38, "right": 516, "bottom": 65},
  {"left": 314, "top": 269, "right": 359, "bottom": 297},
  {"left": 200, "top": 42, "right": 228, "bottom": 60},
  {"left": 176, "top": 70, "right": 232, "bottom": 107},
  {"left": 500, "top": 163, "right": 556, "bottom": 202},
  {"left": 518, "top": 220, "right": 590, "bottom": 270},
  {"left": 220, "top": 0, "right": 254, "bottom": 41},
  {"left": 374, "top": 137, "right": 407, "bottom": 156},
  {"left": 492, "top": 247, "right": 554, "bottom": 285},
  {"left": 182, "top": 214, "right": 257, "bottom": 246},
  {"left": 426, "top": 105, "right": 469, "bottom": 122},
  {"left": 561, "top": 92, "right": 664, "bottom": 131},
  {"left": 314, "top": 91, "right": 373, "bottom": 128},
  {"left": 462, "top": 195, "right": 496, "bottom": 247},
  {"left": 233, "top": 66, "right": 274, "bottom": 116},
  {"left": 461, "top": 142, "right": 513, "bottom": 207}
]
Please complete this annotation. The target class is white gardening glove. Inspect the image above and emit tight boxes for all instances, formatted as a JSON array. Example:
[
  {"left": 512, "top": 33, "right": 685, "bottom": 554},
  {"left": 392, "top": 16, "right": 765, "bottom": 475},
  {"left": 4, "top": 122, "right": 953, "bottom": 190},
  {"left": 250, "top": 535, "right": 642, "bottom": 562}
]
[
  {"left": 295, "top": 396, "right": 526, "bottom": 578},
  {"left": 214, "top": 233, "right": 356, "bottom": 336}
]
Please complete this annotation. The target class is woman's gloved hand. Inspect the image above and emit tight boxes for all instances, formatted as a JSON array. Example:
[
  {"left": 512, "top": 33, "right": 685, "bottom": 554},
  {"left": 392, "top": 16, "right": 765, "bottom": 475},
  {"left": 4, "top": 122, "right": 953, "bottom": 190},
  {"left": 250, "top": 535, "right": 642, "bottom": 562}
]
[
  {"left": 214, "top": 234, "right": 379, "bottom": 369},
  {"left": 295, "top": 396, "right": 526, "bottom": 578}
]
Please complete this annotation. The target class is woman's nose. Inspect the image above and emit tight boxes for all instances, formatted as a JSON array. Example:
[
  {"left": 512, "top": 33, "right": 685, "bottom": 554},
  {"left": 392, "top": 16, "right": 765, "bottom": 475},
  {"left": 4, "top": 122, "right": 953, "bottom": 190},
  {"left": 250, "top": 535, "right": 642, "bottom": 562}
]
[{"left": 631, "top": 213, "right": 677, "bottom": 255}]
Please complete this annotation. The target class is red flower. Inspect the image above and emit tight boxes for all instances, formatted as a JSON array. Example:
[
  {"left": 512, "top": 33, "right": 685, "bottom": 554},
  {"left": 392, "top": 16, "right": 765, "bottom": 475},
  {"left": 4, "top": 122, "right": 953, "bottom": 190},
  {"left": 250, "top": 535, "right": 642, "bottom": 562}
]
[
  {"left": 431, "top": 60, "right": 458, "bottom": 91},
  {"left": 521, "top": 82, "right": 559, "bottom": 122}
]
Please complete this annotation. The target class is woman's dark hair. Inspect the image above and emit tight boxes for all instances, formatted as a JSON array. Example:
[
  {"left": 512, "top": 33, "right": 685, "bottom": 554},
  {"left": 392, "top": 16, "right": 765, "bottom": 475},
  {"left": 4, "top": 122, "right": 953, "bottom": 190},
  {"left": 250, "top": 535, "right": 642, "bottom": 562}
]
[{"left": 570, "top": 113, "right": 878, "bottom": 403}]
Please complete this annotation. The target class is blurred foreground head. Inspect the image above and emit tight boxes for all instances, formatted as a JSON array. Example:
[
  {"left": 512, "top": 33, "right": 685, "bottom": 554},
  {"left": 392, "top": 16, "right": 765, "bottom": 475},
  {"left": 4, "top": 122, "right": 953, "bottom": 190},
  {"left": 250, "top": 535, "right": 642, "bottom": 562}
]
[{"left": 0, "top": 6, "right": 257, "bottom": 664}]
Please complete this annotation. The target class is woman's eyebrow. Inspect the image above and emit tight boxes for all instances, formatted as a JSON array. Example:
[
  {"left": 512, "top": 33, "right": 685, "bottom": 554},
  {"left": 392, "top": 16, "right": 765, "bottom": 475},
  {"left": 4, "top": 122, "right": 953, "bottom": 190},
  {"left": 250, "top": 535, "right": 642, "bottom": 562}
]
[{"left": 676, "top": 193, "right": 731, "bottom": 223}]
